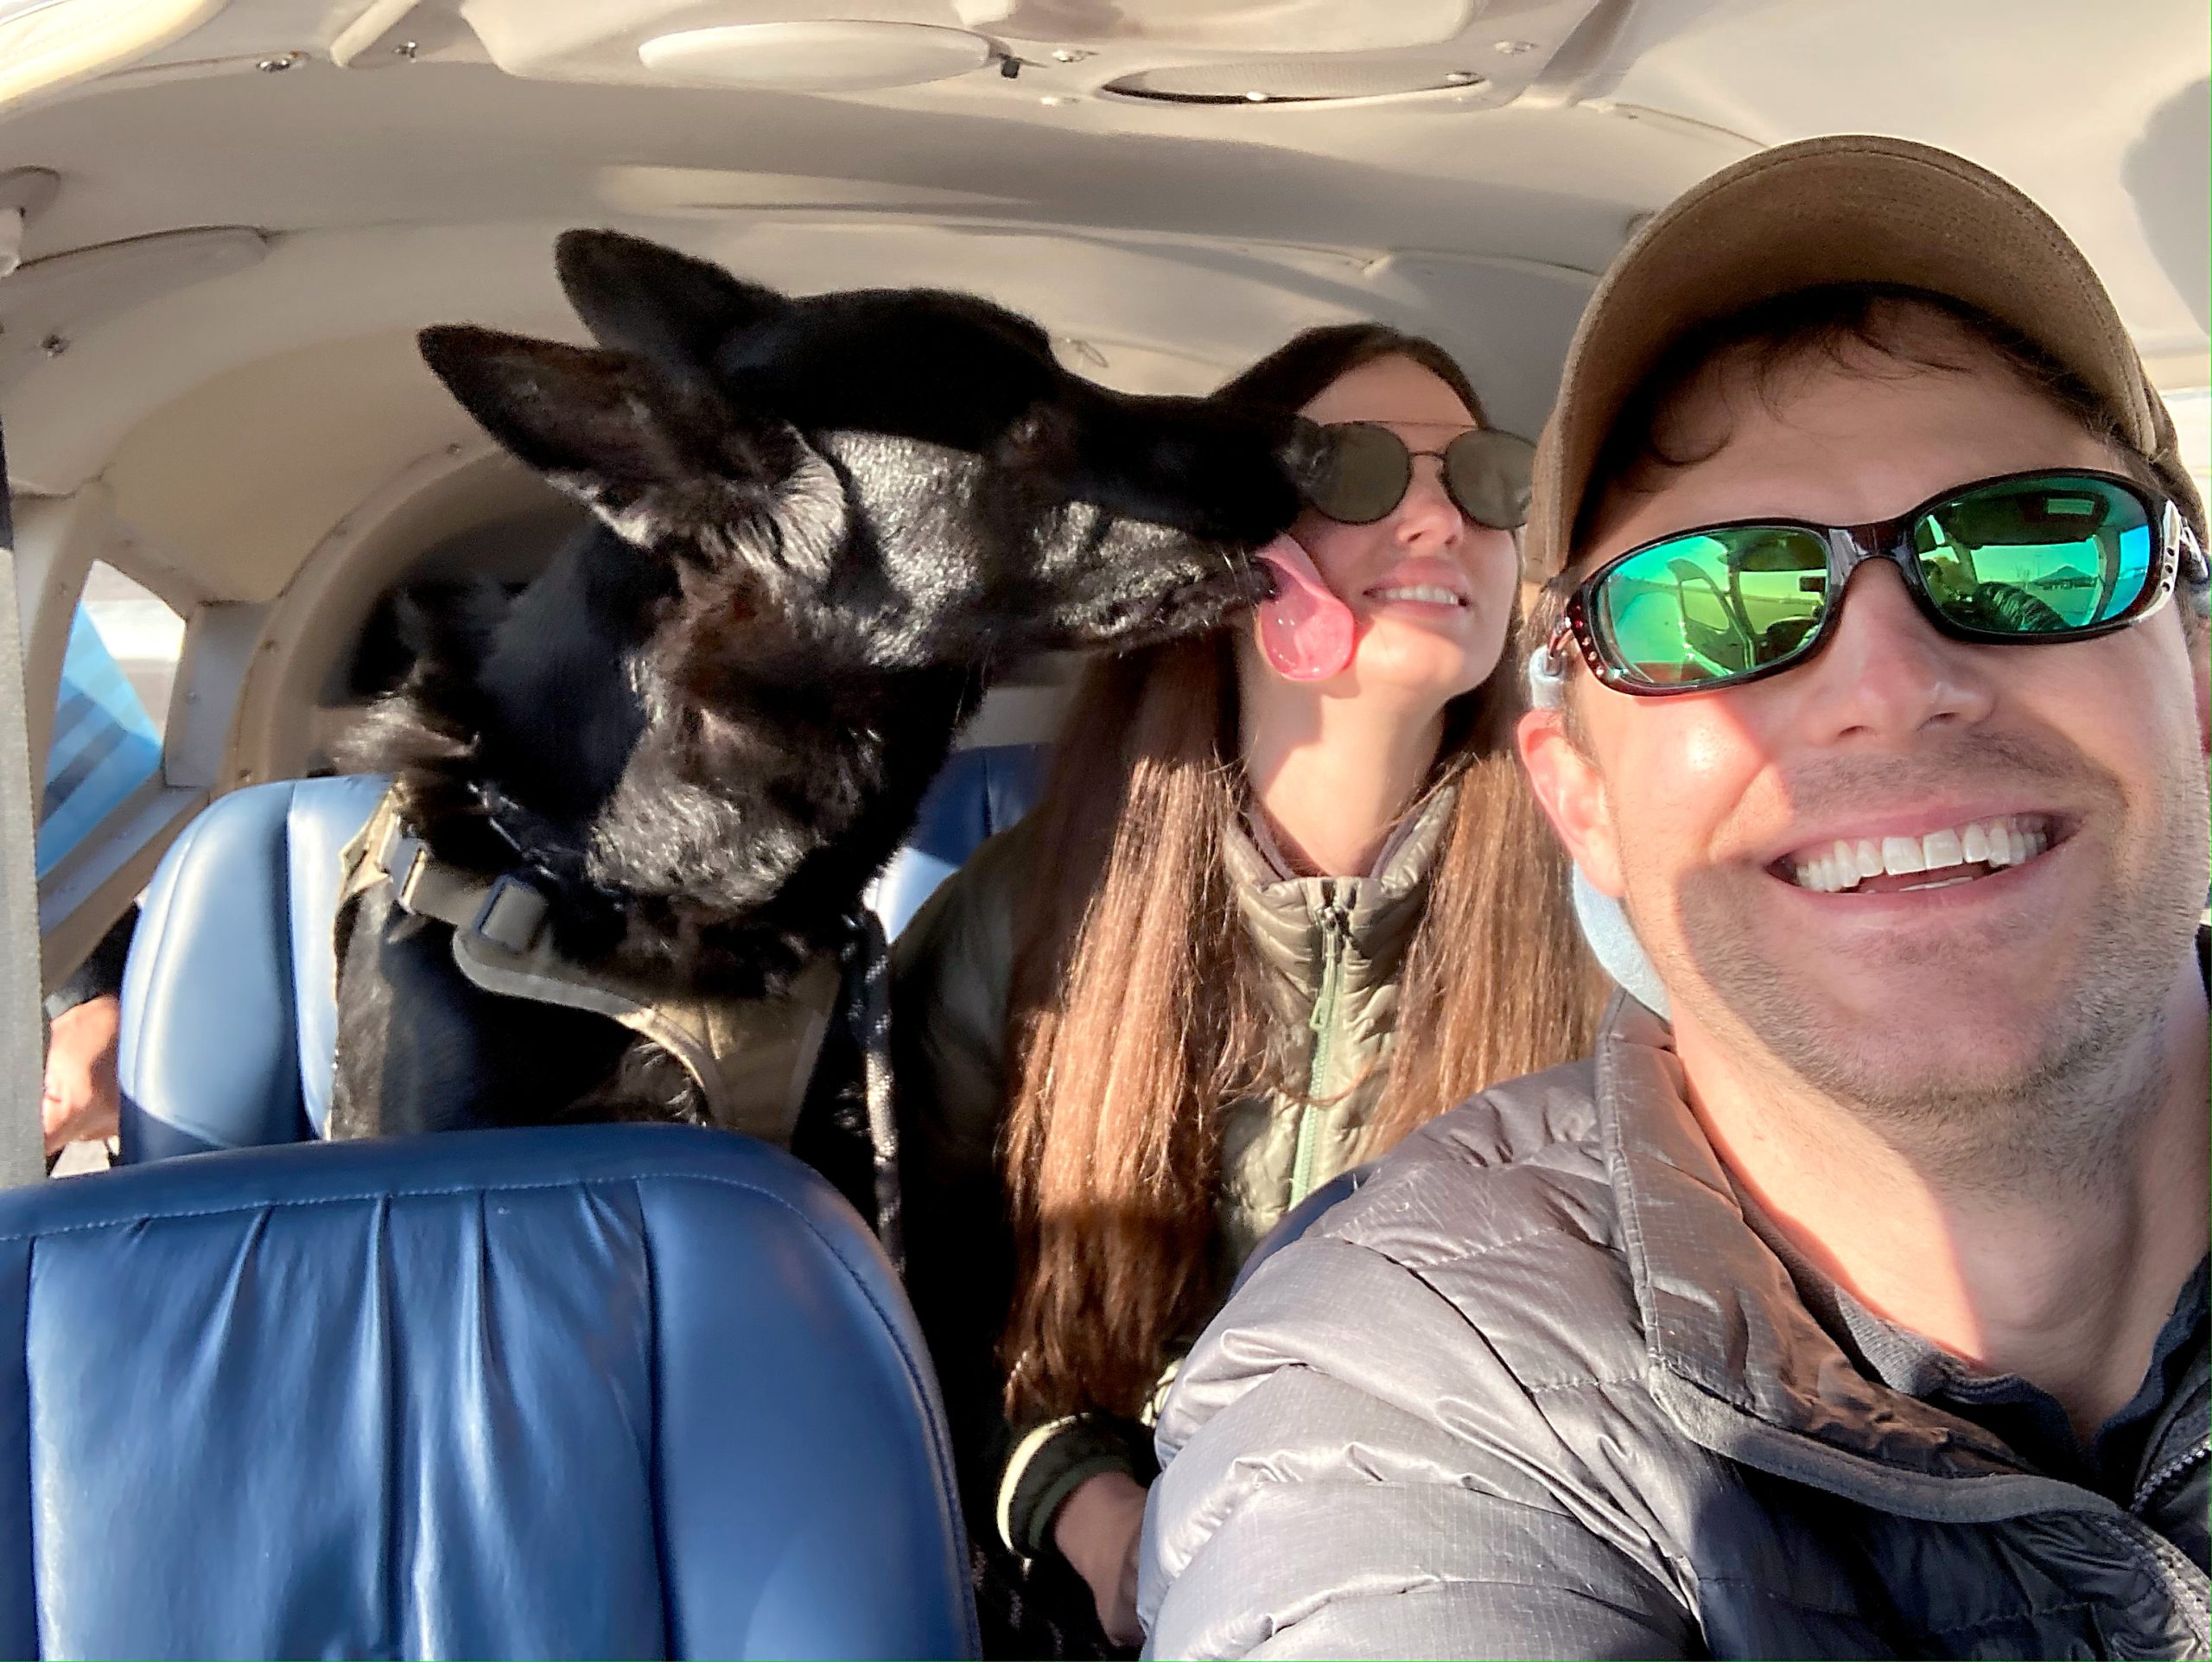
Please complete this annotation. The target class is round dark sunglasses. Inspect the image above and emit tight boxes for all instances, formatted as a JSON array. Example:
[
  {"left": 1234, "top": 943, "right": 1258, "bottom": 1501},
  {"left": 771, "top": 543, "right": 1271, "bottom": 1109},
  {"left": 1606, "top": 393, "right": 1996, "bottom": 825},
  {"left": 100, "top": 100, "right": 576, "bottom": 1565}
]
[
  {"left": 1547, "top": 468, "right": 2207, "bottom": 696},
  {"left": 1301, "top": 421, "right": 1536, "bottom": 530}
]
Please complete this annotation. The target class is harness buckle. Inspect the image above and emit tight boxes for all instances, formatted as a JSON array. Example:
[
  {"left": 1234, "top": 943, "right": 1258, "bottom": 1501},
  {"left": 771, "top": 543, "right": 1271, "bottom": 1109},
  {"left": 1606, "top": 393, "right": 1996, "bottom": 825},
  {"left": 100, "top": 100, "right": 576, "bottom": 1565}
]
[
  {"left": 379, "top": 827, "right": 434, "bottom": 915},
  {"left": 470, "top": 872, "right": 550, "bottom": 953}
]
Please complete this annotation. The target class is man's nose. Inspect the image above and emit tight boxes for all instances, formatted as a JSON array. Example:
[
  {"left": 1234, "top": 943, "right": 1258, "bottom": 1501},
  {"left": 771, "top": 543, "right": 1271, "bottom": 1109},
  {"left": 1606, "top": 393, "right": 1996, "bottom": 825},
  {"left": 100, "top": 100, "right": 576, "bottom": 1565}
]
[{"left": 1794, "top": 558, "right": 1995, "bottom": 743}]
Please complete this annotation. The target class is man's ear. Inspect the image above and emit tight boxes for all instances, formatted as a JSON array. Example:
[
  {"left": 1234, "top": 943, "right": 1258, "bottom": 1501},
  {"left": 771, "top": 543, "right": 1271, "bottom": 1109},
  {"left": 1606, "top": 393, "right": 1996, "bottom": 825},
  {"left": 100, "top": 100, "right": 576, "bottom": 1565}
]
[
  {"left": 418, "top": 325, "right": 787, "bottom": 545},
  {"left": 1516, "top": 706, "right": 1626, "bottom": 898},
  {"left": 554, "top": 229, "right": 788, "bottom": 366}
]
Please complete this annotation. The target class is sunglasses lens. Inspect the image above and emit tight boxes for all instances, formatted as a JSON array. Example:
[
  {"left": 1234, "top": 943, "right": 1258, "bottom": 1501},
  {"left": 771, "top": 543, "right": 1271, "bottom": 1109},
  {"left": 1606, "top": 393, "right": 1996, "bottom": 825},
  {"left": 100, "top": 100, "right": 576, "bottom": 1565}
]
[
  {"left": 1911, "top": 474, "right": 2153, "bottom": 634},
  {"left": 1443, "top": 430, "right": 1535, "bottom": 529},
  {"left": 1305, "top": 423, "right": 1410, "bottom": 524},
  {"left": 1592, "top": 527, "right": 1830, "bottom": 689}
]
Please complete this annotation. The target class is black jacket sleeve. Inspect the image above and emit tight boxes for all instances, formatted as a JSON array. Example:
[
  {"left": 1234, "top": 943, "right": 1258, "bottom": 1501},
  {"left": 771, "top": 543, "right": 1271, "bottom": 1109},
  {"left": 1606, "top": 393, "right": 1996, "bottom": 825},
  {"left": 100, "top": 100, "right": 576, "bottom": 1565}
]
[
  {"left": 44, "top": 903, "right": 137, "bottom": 1021},
  {"left": 891, "top": 824, "right": 1146, "bottom": 1557}
]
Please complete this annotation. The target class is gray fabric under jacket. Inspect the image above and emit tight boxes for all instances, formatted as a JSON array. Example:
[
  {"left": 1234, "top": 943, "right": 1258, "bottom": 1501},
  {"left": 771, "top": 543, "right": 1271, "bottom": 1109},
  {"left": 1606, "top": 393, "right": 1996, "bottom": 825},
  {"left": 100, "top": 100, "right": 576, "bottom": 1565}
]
[{"left": 1143, "top": 993, "right": 2210, "bottom": 1659}]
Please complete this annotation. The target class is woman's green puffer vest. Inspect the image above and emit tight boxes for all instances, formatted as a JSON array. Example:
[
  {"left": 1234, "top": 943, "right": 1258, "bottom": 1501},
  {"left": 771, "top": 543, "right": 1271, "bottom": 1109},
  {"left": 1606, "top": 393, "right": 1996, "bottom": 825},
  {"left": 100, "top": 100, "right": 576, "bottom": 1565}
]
[{"left": 892, "top": 784, "right": 1455, "bottom": 1561}]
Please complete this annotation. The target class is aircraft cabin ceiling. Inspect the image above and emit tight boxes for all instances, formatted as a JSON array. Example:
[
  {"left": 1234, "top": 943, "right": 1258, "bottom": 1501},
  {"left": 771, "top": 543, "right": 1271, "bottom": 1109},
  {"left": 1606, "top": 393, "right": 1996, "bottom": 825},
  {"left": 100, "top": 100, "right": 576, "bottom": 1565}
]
[{"left": 0, "top": 0, "right": 2204, "bottom": 603}]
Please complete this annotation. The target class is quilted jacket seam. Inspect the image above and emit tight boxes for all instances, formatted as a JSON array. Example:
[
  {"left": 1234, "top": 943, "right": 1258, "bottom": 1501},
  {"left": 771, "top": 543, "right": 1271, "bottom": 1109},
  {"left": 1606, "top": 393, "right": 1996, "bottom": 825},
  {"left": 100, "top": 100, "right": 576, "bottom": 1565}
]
[
  {"left": 1347, "top": 1224, "right": 1565, "bottom": 1274},
  {"left": 1296, "top": 1237, "right": 1645, "bottom": 1404},
  {"left": 1691, "top": 1572, "right": 2102, "bottom": 1634},
  {"left": 1519, "top": 1373, "right": 1649, "bottom": 1395},
  {"left": 1226, "top": 1462, "right": 1691, "bottom": 1621},
  {"left": 1922, "top": 1598, "right": 2101, "bottom": 1639},
  {"left": 1319, "top": 1150, "right": 1606, "bottom": 1279},
  {"left": 1687, "top": 1571, "right": 1891, "bottom": 1625}
]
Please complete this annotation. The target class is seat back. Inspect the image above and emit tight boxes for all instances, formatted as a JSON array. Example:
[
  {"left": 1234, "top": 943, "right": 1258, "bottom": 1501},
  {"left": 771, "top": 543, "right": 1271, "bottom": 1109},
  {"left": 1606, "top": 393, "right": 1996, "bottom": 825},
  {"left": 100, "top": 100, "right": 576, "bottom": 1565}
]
[
  {"left": 874, "top": 743, "right": 1046, "bottom": 939},
  {"left": 118, "top": 746, "right": 1048, "bottom": 1162},
  {"left": 118, "top": 773, "right": 385, "bottom": 1159},
  {"left": 0, "top": 1125, "right": 977, "bottom": 1659}
]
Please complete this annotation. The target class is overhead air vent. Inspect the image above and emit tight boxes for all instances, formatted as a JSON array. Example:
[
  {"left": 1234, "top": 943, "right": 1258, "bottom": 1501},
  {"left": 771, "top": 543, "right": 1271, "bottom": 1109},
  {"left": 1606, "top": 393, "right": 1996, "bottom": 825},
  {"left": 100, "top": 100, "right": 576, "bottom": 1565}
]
[
  {"left": 1101, "top": 58, "right": 1485, "bottom": 107},
  {"left": 636, "top": 22, "right": 995, "bottom": 92},
  {"left": 969, "top": 0, "right": 1476, "bottom": 55}
]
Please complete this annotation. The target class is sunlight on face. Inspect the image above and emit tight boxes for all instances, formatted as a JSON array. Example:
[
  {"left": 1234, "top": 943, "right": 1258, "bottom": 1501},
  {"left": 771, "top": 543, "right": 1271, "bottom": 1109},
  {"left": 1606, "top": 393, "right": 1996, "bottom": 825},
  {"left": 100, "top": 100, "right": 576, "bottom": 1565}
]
[
  {"left": 1250, "top": 353, "right": 1520, "bottom": 708},
  {"left": 1569, "top": 335, "right": 2209, "bottom": 1117}
]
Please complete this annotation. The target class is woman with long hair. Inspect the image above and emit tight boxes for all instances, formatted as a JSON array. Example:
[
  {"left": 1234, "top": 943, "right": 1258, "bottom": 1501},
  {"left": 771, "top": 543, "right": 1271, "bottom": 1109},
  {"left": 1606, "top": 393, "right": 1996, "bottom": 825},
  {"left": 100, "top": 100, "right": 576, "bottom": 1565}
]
[{"left": 893, "top": 323, "right": 1602, "bottom": 1654}]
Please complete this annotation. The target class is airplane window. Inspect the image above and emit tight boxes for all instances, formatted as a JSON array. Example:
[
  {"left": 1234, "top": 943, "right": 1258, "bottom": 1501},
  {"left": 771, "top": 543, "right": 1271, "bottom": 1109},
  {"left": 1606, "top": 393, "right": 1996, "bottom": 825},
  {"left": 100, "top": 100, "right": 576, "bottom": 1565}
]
[{"left": 37, "top": 563, "right": 185, "bottom": 877}]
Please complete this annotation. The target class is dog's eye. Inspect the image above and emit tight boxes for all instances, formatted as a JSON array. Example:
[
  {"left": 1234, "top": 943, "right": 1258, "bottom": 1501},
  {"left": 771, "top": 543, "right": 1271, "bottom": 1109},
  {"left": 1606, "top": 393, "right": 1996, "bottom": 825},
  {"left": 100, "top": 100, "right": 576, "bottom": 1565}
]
[{"left": 998, "top": 403, "right": 1071, "bottom": 466}]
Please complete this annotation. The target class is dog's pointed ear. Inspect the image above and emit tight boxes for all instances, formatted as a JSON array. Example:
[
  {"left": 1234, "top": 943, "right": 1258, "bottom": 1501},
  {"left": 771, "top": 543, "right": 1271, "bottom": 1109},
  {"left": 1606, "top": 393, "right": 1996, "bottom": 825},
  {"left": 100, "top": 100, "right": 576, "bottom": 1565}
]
[
  {"left": 419, "top": 324, "right": 780, "bottom": 544},
  {"left": 420, "top": 324, "right": 703, "bottom": 480},
  {"left": 554, "top": 229, "right": 788, "bottom": 365}
]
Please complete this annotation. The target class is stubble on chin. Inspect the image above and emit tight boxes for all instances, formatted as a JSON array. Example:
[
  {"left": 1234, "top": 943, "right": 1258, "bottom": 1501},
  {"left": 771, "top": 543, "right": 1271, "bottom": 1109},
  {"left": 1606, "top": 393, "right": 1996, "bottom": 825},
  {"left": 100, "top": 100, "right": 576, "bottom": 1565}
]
[{"left": 1632, "top": 743, "right": 2207, "bottom": 1195}]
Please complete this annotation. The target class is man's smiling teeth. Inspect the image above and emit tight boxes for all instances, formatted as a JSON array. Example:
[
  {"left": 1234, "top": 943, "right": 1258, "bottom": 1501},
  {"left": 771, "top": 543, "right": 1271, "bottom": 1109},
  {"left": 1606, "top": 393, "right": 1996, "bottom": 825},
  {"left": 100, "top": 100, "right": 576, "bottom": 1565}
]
[
  {"left": 1785, "top": 814, "right": 2053, "bottom": 893},
  {"left": 1367, "top": 585, "right": 1464, "bottom": 606}
]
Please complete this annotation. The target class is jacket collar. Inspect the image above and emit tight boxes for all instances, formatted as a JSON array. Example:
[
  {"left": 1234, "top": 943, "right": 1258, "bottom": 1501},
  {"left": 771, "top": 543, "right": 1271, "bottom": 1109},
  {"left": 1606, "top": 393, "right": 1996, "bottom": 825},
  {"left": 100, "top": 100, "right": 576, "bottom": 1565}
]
[
  {"left": 1220, "top": 780, "right": 1457, "bottom": 992},
  {"left": 1595, "top": 990, "right": 2210, "bottom": 1644},
  {"left": 1595, "top": 992, "right": 2099, "bottom": 1489}
]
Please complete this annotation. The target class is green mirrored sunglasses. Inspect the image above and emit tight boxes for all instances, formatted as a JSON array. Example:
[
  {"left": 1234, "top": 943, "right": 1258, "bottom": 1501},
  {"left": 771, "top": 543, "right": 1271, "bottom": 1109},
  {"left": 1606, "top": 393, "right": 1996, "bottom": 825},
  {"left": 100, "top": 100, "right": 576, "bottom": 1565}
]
[{"left": 1548, "top": 469, "right": 2206, "bottom": 696}]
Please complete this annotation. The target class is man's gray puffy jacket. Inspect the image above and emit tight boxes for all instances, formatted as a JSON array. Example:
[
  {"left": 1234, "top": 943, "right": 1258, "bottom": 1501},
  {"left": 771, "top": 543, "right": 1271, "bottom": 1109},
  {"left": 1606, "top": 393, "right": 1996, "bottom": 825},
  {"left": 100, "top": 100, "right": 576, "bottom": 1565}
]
[{"left": 1144, "top": 995, "right": 2209, "bottom": 1659}]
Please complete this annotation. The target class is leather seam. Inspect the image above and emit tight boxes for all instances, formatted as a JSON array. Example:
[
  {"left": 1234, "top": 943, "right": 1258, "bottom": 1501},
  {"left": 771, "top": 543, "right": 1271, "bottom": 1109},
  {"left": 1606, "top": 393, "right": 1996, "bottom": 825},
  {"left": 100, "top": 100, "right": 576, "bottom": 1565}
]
[
  {"left": 2, "top": 1168, "right": 882, "bottom": 1242},
  {"left": 10, "top": 1162, "right": 976, "bottom": 1642}
]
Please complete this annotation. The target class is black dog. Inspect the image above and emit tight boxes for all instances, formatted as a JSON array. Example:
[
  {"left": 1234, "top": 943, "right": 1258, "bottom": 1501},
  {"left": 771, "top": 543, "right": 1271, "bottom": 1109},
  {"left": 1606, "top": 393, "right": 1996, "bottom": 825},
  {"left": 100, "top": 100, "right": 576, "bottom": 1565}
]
[{"left": 327, "top": 230, "right": 1310, "bottom": 1223}]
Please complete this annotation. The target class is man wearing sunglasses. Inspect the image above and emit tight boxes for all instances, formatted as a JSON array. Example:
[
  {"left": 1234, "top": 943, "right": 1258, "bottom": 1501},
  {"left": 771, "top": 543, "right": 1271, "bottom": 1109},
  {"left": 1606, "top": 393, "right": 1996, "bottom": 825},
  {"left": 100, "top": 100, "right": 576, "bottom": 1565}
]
[{"left": 1143, "top": 135, "right": 2208, "bottom": 1660}]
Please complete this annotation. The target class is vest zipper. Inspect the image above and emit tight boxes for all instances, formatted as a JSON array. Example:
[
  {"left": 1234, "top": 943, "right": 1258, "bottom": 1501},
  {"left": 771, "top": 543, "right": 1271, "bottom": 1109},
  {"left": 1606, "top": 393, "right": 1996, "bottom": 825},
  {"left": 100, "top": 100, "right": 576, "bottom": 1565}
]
[
  {"left": 1291, "top": 892, "right": 1351, "bottom": 1206},
  {"left": 2132, "top": 1439, "right": 2209, "bottom": 1514},
  {"left": 2094, "top": 1509, "right": 2211, "bottom": 1653}
]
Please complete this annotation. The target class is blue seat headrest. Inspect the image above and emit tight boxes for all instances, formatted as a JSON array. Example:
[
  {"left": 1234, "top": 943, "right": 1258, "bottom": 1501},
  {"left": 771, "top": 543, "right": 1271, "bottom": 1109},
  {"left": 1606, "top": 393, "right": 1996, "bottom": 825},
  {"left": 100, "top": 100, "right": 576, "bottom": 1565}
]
[
  {"left": 120, "top": 748, "right": 1052, "bottom": 1162},
  {"left": 118, "top": 774, "right": 389, "bottom": 1158},
  {"left": 874, "top": 744, "right": 1047, "bottom": 941}
]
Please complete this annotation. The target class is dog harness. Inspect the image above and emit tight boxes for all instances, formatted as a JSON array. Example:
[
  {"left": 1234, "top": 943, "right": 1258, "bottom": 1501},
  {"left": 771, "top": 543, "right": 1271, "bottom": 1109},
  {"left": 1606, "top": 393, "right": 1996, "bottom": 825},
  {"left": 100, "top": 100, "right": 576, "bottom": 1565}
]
[{"left": 334, "top": 787, "right": 904, "bottom": 1260}]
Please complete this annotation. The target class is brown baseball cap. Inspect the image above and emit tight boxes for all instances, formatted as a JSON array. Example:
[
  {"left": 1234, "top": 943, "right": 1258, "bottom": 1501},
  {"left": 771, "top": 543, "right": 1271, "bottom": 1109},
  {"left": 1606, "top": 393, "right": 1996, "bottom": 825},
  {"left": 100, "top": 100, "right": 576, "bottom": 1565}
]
[{"left": 1526, "top": 132, "right": 2204, "bottom": 580}]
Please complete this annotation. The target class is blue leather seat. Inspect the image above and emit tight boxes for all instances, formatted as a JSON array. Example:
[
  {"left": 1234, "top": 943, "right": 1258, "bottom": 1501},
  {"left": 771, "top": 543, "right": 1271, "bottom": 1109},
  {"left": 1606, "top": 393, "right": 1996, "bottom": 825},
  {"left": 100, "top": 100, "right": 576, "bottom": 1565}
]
[
  {"left": 0, "top": 1124, "right": 978, "bottom": 1659},
  {"left": 118, "top": 746, "right": 1047, "bottom": 1162},
  {"left": 118, "top": 772, "right": 387, "bottom": 1160},
  {"left": 874, "top": 744, "right": 1046, "bottom": 940}
]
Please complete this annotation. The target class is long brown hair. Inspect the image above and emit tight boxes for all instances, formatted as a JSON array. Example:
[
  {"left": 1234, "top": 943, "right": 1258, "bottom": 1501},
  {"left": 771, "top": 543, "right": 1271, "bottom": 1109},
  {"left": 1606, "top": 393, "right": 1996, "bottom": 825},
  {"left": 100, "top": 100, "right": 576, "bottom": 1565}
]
[{"left": 999, "top": 326, "right": 1604, "bottom": 1423}]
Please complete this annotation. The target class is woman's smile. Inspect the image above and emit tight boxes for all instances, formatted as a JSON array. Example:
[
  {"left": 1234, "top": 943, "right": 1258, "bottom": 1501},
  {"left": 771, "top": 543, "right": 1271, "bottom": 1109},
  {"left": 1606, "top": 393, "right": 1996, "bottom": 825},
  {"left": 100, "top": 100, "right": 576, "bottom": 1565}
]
[{"left": 1357, "top": 556, "right": 1477, "bottom": 616}]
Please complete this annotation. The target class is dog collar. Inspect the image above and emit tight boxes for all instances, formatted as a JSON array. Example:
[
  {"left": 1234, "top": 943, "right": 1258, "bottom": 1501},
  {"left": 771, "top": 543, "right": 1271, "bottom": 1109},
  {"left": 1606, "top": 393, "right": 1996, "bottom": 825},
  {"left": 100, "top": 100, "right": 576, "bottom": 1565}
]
[{"left": 468, "top": 781, "right": 626, "bottom": 914}]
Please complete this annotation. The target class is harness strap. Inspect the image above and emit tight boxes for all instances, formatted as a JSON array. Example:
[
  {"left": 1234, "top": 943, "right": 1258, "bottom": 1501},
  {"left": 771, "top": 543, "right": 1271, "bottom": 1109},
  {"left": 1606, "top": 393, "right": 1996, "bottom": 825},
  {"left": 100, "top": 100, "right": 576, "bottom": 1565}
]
[
  {"left": 368, "top": 803, "right": 551, "bottom": 953},
  {"left": 842, "top": 908, "right": 901, "bottom": 1272},
  {"left": 334, "top": 789, "right": 842, "bottom": 1152}
]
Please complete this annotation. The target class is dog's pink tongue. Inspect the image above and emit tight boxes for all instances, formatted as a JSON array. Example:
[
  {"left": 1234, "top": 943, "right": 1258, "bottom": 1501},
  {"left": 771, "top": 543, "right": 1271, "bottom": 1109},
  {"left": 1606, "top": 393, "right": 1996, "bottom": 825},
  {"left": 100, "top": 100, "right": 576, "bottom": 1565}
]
[{"left": 1256, "top": 533, "right": 1355, "bottom": 682}]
